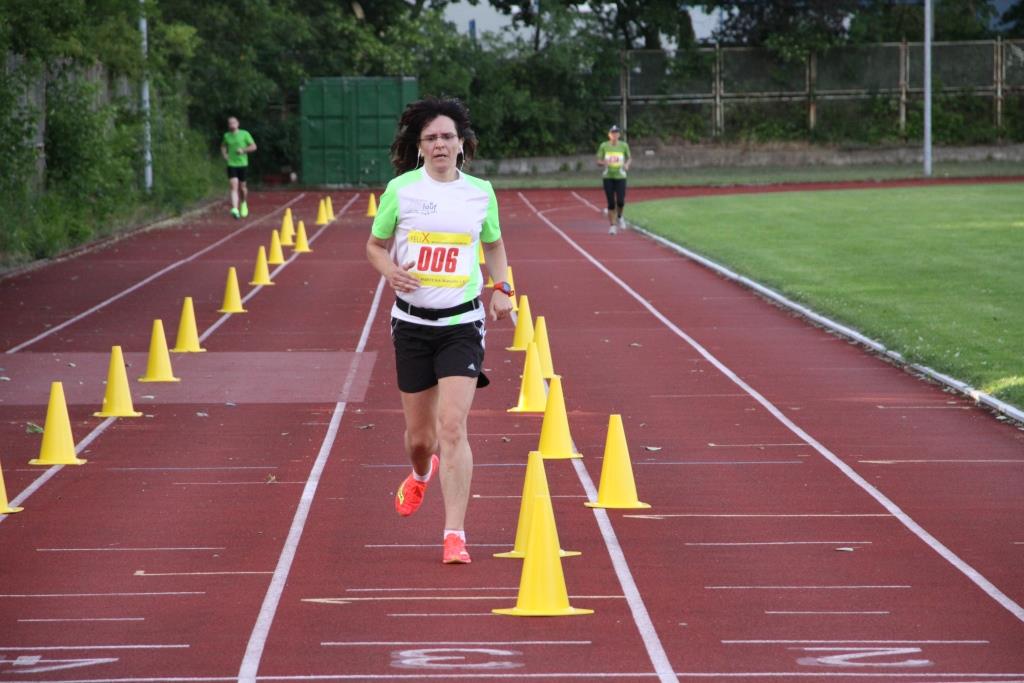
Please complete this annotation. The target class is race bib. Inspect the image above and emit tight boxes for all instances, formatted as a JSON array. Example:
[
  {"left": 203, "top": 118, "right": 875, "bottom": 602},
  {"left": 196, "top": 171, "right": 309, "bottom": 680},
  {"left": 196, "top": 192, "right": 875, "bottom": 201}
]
[
  {"left": 605, "top": 152, "right": 624, "bottom": 169},
  {"left": 408, "top": 231, "right": 473, "bottom": 288}
]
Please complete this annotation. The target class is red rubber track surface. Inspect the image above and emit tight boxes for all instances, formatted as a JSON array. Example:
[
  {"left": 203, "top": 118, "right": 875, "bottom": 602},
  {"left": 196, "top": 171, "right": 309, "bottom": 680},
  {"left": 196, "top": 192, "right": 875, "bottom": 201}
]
[{"left": 0, "top": 183, "right": 1022, "bottom": 682}]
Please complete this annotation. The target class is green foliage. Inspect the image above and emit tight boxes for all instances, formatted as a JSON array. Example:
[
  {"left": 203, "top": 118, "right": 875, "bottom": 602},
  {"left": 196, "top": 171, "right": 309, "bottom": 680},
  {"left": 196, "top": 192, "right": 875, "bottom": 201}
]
[
  {"left": 0, "top": 0, "right": 217, "bottom": 266},
  {"left": 848, "top": 0, "right": 999, "bottom": 43}
]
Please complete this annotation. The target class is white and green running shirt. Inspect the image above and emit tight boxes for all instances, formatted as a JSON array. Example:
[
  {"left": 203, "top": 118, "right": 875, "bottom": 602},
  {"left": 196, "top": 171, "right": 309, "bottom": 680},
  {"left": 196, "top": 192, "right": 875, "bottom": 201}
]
[{"left": 371, "top": 167, "right": 501, "bottom": 326}]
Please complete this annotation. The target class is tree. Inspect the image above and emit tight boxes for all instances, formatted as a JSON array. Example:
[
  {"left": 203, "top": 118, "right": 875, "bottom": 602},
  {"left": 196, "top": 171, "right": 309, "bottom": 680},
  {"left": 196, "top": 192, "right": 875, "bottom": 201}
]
[
  {"left": 489, "top": 1, "right": 695, "bottom": 50},
  {"left": 704, "top": 0, "right": 858, "bottom": 54},
  {"left": 1004, "top": 0, "right": 1024, "bottom": 36},
  {"left": 847, "top": 0, "right": 999, "bottom": 43}
]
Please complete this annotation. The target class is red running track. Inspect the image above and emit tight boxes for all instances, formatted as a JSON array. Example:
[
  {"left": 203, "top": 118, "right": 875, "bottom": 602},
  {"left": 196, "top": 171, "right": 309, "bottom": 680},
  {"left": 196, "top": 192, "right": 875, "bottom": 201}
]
[{"left": 0, "top": 184, "right": 1022, "bottom": 681}]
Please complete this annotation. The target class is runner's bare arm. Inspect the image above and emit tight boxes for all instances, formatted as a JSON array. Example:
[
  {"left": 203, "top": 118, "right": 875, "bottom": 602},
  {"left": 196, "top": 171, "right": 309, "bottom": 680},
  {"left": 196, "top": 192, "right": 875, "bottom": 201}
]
[
  {"left": 483, "top": 238, "right": 512, "bottom": 321},
  {"left": 366, "top": 234, "right": 420, "bottom": 294}
]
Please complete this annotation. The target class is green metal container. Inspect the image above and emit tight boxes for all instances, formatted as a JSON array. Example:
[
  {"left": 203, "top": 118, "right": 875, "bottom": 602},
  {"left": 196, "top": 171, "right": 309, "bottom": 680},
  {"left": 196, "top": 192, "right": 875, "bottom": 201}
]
[{"left": 300, "top": 76, "right": 419, "bottom": 186}]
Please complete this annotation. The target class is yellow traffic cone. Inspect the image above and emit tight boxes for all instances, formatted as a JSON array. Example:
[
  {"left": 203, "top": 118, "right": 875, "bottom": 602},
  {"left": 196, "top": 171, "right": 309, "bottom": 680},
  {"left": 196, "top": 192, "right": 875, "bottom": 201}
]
[
  {"left": 30, "top": 382, "right": 86, "bottom": 465},
  {"left": 267, "top": 230, "right": 285, "bottom": 265},
  {"left": 94, "top": 346, "right": 143, "bottom": 418},
  {"left": 478, "top": 242, "right": 486, "bottom": 265},
  {"left": 508, "top": 342, "right": 547, "bottom": 414},
  {"left": 537, "top": 376, "right": 581, "bottom": 460},
  {"left": 139, "top": 320, "right": 180, "bottom": 383},
  {"left": 493, "top": 494, "right": 593, "bottom": 617},
  {"left": 0, "top": 459, "right": 24, "bottom": 513},
  {"left": 506, "top": 295, "right": 534, "bottom": 351},
  {"left": 507, "top": 267, "right": 518, "bottom": 312},
  {"left": 293, "top": 220, "right": 312, "bottom": 253},
  {"left": 533, "top": 316, "right": 556, "bottom": 379},
  {"left": 315, "top": 199, "right": 328, "bottom": 226},
  {"left": 249, "top": 246, "right": 275, "bottom": 286},
  {"left": 585, "top": 415, "right": 650, "bottom": 509},
  {"left": 171, "top": 297, "right": 206, "bottom": 352},
  {"left": 218, "top": 267, "right": 247, "bottom": 314},
  {"left": 366, "top": 193, "right": 378, "bottom": 217},
  {"left": 495, "top": 451, "right": 579, "bottom": 559},
  {"left": 326, "top": 196, "right": 335, "bottom": 220},
  {"left": 280, "top": 208, "right": 295, "bottom": 246}
]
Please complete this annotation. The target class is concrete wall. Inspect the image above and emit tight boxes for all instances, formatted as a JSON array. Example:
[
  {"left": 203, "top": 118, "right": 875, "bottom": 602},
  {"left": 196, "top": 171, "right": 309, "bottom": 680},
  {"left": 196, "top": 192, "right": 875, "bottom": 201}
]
[{"left": 478, "top": 143, "right": 1024, "bottom": 176}]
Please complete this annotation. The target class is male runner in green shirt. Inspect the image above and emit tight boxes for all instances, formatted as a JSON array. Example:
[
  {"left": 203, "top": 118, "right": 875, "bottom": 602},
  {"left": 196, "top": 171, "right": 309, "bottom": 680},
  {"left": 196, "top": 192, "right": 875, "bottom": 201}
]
[{"left": 221, "top": 116, "right": 257, "bottom": 219}]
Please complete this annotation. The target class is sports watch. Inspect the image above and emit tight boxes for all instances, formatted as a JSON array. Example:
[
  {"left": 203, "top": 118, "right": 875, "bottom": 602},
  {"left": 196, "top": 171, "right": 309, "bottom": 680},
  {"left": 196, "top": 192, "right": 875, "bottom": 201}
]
[{"left": 493, "top": 281, "right": 514, "bottom": 297}]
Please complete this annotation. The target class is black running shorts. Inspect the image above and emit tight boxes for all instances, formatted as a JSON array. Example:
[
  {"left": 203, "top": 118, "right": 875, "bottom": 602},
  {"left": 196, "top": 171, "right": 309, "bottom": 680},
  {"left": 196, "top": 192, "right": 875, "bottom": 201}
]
[
  {"left": 391, "top": 318, "right": 487, "bottom": 394},
  {"left": 227, "top": 166, "right": 248, "bottom": 181}
]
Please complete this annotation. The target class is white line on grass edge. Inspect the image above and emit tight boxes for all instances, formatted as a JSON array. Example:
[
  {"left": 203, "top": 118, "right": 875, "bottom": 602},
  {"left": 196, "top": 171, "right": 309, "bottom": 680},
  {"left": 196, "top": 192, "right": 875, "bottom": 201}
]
[
  {"left": 238, "top": 275, "right": 386, "bottom": 681},
  {"left": 569, "top": 191, "right": 1024, "bottom": 424},
  {"left": 521, "top": 191, "right": 1024, "bottom": 627},
  {"left": 6, "top": 194, "right": 307, "bottom": 354},
  {"left": 517, "top": 198, "right": 678, "bottom": 683}
]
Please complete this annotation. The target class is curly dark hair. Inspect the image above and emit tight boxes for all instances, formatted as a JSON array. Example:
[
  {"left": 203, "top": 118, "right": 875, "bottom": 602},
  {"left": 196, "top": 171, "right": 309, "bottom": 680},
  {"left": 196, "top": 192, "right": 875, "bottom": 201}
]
[{"left": 390, "top": 97, "right": 478, "bottom": 175}]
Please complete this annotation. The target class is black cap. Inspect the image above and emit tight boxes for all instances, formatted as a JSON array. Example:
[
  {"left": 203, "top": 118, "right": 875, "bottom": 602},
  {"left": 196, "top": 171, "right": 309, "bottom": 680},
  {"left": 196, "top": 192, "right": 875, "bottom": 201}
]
[{"left": 609, "top": 124, "right": 621, "bottom": 133}]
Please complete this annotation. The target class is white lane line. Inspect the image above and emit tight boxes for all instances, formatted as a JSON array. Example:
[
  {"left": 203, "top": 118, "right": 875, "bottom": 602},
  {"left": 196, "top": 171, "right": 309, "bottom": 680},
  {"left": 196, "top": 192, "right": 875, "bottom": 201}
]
[
  {"left": 472, "top": 494, "right": 587, "bottom": 499},
  {"left": 365, "top": 543, "right": 509, "bottom": 548},
  {"left": 387, "top": 612, "right": 494, "bottom": 617},
  {"left": 0, "top": 416, "right": 116, "bottom": 527},
  {"left": 5, "top": 195, "right": 306, "bottom": 354},
  {"left": 107, "top": 467, "right": 277, "bottom": 471},
  {"left": 302, "top": 595, "right": 625, "bottom": 604},
  {"left": 36, "top": 547, "right": 224, "bottom": 552},
  {"left": 134, "top": 570, "right": 271, "bottom": 577},
  {"left": 238, "top": 275, "right": 385, "bottom": 683},
  {"left": 0, "top": 592, "right": 204, "bottom": 598},
  {"left": 723, "top": 639, "right": 987, "bottom": 645},
  {"left": 256, "top": 674, "right": 1024, "bottom": 681},
  {"left": 708, "top": 442, "right": 805, "bottom": 448},
  {"left": 636, "top": 460, "right": 803, "bottom": 465},
  {"left": 877, "top": 405, "right": 971, "bottom": 410},
  {"left": 199, "top": 194, "right": 358, "bottom": 343},
  {"left": 0, "top": 674, "right": 1020, "bottom": 682},
  {"left": 624, "top": 513, "right": 890, "bottom": 519},
  {"left": 361, "top": 463, "right": 525, "bottom": 468},
  {"left": 860, "top": 459, "right": 1023, "bottom": 465},
  {"left": 686, "top": 541, "right": 872, "bottom": 546},
  {"left": 0, "top": 644, "right": 189, "bottom": 650},
  {"left": 345, "top": 587, "right": 517, "bottom": 592},
  {"left": 525, "top": 191, "right": 1024, "bottom": 625},
  {"left": 567, "top": 456, "right": 677, "bottom": 683},
  {"left": 18, "top": 617, "right": 145, "bottom": 622},
  {"left": 765, "top": 614, "right": 892, "bottom": 618},
  {"left": 322, "top": 640, "right": 591, "bottom": 646},
  {"left": 172, "top": 481, "right": 306, "bottom": 486},
  {"left": 650, "top": 393, "right": 747, "bottom": 398},
  {"left": 706, "top": 585, "right": 910, "bottom": 590}
]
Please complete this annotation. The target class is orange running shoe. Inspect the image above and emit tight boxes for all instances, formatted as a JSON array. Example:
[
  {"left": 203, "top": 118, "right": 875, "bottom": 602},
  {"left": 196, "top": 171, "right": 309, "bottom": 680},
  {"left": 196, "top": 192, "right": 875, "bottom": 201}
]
[
  {"left": 395, "top": 454, "right": 438, "bottom": 517},
  {"left": 443, "top": 533, "right": 472, "bottom": 564}
]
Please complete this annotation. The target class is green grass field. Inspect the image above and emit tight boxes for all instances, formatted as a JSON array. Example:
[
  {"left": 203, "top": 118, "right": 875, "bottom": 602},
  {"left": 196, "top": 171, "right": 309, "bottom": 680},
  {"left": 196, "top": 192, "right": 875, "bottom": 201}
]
[
  {"left": 489, "top": 160, "right": 1024, "bottom": 189},
  {"left": 625, "top": 182, "right": 1024, "bottom": 409}
]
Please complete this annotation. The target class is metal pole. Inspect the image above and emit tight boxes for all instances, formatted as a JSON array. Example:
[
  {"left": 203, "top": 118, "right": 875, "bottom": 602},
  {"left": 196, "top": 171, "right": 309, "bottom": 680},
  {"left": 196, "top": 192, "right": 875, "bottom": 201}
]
[
  {"left": 140, "top": 0, "right": 153, "bottom": 192},
  {"left": 923, "top": 0, "right": 933, "bottom": 177}
]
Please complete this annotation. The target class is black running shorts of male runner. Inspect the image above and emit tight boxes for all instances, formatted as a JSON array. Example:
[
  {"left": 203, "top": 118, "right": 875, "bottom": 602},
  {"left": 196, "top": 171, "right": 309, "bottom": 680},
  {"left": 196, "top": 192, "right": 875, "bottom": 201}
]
[
  {"left": 391, "top": 318, "right": 488, "bottom": 393},
  {"left": 226, "top": 166, "right": 248, "bottom": 182}
]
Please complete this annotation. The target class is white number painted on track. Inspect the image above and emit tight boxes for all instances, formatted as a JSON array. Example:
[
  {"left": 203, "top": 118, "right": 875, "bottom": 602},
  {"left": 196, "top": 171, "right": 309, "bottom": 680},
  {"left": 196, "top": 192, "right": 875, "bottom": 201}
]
[
  {"left": 391, "top": 647, "right": 522, "bottom": 670},
  {"left": 795, "top": 646, "right": 932, "bottom": 667},
  {"left": 0, "top": 655, "right": 119, "bottom": 673}
]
